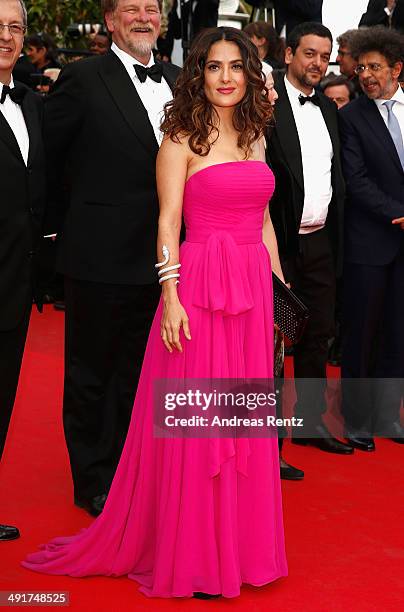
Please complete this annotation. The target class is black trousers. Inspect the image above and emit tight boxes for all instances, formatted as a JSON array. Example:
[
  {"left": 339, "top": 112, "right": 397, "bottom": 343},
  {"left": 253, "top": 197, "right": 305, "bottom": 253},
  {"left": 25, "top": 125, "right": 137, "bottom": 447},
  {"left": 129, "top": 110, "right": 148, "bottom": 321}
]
[
  {"left": 63, "top": 277, "right": 160, "bottom": 500},
  {"left": 288, "top": 229, "right": 336, "bottom": 428},
  {"left": 341, "top": 244, "right": 404, "bottom": 436},
  {"left": 0, "top": 305, "right": 31, "bottom": 461}
]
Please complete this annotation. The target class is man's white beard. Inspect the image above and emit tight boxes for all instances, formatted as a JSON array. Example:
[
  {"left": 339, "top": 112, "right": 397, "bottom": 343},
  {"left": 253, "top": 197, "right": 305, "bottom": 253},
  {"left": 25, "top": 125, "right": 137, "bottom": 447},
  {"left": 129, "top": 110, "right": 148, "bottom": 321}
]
[{"left": 128, "top": 39, "right": 154, "bottom": 58}]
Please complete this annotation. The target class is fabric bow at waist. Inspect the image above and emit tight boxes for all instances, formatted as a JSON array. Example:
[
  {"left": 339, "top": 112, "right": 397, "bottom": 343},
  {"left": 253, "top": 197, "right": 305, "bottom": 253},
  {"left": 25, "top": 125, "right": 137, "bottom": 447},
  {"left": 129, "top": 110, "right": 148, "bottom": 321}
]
[{"left": 186, "top": 229, "right": 259, "bottom": 316}]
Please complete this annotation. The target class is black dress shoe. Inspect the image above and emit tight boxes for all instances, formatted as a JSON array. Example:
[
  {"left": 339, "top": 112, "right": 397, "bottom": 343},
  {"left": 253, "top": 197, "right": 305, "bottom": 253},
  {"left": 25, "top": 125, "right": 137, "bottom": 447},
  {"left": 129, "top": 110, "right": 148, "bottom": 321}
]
[
  {"left": 0, "top": 524, "right": 20, "bottom": 541},
  {"left": 280, "top": 457, "right": 304, "bottom": 480},
  {"left": 193, "top": 593, "right": 221, "bottom": 599},
  {"left": 292, "top": 424, "right": 354, "bottom": 454},
  {"left": 74, "top": 493, "right": 107, "bottom": 517},
  {"left": 388, "top": 422, "right": 404, "bottom": 444},
  {"left": 345, "top": 436, "right": 375, "bottom": 452}
]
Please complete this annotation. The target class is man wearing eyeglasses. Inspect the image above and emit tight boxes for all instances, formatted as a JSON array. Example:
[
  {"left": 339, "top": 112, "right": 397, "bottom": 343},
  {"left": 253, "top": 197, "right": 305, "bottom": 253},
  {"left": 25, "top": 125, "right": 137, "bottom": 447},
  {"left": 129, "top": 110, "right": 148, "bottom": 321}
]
[
  {"left": 339, "top": 26, "right": 404, "bottom": 451},
  {"left": 0, "top": 0, "right": 46, "bottom": 541},
  {"left": 335, "top": 29, "right": 362, "bottom": 99}
]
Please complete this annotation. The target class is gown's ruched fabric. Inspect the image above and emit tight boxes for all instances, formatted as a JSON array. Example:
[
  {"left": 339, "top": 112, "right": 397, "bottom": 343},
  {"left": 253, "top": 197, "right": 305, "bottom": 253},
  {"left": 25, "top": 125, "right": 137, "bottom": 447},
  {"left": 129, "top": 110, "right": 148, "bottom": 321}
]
[{"left": 23, "top": 161, "right": 288, "bottom": 598}]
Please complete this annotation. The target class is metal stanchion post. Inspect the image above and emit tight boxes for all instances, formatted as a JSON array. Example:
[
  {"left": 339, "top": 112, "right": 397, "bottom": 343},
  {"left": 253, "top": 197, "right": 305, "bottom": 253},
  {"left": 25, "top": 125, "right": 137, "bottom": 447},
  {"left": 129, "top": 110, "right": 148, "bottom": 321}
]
[{"left": 249, "top": 1, "right": 275, "bottom": 24}]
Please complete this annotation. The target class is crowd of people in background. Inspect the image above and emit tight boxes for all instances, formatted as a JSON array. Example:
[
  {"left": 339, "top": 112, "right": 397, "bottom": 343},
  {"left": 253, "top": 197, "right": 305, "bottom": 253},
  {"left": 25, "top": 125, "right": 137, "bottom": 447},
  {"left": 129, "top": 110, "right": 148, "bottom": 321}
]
[{"left": 14, "top": 2, "right": 404, "bottom": 373}]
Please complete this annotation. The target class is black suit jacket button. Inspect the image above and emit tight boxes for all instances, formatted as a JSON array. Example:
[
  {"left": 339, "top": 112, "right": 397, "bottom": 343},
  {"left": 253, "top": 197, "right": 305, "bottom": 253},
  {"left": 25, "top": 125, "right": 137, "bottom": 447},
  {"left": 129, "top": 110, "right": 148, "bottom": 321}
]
[
  {"left": 29, "top": 207, "right": 34, "bottom": 214},
  {"left": 28, "top": 250, "right": 34, "bottom": 258}
]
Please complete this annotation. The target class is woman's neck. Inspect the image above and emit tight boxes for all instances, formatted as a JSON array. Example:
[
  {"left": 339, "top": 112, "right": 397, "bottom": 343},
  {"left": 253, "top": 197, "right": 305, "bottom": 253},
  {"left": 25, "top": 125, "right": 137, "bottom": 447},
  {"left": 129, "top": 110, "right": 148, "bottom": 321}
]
[{"left": 212, "top": 105, "right": 235, "bottom": 130}]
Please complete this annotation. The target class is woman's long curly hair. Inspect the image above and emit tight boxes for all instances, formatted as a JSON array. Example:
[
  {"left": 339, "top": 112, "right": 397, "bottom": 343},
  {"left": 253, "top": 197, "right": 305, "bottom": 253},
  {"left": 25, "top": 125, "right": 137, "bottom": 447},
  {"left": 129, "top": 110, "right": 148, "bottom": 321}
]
[{"left": 160, "top": 27, "right": 273, "bottom": 158}]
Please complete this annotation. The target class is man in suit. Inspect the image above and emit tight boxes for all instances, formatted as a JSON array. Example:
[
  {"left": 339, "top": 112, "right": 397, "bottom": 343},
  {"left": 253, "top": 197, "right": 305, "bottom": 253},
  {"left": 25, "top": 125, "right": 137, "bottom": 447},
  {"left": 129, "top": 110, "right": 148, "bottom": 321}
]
[
  {"left": 359, "top": 0, "right": 404, "bottom": 33},
  {"left": 45, "top": 0, "right": 179, "bottom": 516},
  {"left": 274, "top": 0, "right": 323, "bottom": 38},
  {"left": 0, "top": 0, "right": 45, "bottom": 540},
  {"left": 267, "top": 22, "right": 353, "bottom": 455},
  {"left": 339, "top": 26, "right": 404, "bottom": 451}
]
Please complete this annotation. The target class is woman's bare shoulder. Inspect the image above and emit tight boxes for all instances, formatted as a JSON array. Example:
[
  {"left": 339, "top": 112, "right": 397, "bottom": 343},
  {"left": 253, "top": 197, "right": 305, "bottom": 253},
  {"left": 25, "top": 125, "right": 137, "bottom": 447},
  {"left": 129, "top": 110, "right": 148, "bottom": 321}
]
[
  {"left": 160, "top": 132, "right": 192, "bottom": 151},
  {"left": 159, "top": 134, "right": 193, "bottom": 161}
]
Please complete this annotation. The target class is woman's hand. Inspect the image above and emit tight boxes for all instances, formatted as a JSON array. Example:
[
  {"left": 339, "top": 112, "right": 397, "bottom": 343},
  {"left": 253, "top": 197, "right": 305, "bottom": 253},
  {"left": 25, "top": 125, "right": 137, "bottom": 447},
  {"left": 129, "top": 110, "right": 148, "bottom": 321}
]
[{"left": 161, "top": 299, "right": 191, "bottom": 353}]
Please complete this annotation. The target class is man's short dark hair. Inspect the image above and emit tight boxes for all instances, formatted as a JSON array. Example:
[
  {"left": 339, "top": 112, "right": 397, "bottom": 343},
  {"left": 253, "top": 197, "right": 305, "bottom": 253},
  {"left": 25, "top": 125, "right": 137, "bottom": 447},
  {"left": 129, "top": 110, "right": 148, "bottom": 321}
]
[
  {"left": 350, "top": 25, "right": 404, "bottom": 66},
  {"left": 287, "top": 22, "right": 333, "bottom": 54},
  {"left": 320, "top": 72, "right": 355, "bottom": 99}
]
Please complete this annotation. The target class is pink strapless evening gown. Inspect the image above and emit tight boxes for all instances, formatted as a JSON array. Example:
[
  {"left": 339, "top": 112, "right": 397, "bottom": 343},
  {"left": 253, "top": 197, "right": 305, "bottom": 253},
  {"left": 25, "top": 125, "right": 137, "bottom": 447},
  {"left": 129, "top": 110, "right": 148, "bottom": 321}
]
[{"left": 23, "top": 161, "right": 288, "bottom": 598}]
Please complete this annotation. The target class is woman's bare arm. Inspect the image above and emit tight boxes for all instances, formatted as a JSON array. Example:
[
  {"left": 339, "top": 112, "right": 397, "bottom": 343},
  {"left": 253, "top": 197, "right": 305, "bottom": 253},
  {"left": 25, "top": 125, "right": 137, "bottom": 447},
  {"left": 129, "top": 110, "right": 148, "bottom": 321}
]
[{"left": 156, "top": 137, "right": 192, "bottom": 352}]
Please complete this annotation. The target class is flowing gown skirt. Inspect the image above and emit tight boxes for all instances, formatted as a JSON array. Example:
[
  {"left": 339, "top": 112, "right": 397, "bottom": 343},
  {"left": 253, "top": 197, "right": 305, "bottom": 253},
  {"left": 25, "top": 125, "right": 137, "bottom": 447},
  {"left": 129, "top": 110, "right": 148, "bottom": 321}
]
[{"left": 23, "top": 161, "right": 288, "bottom": 597}]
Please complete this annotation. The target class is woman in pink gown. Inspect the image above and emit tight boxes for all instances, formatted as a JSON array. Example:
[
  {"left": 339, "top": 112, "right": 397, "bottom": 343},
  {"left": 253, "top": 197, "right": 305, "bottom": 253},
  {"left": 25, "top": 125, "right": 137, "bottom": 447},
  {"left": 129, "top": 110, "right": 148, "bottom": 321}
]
[{"left": 23, "top": 27, "right": 288, "bottom": 598}]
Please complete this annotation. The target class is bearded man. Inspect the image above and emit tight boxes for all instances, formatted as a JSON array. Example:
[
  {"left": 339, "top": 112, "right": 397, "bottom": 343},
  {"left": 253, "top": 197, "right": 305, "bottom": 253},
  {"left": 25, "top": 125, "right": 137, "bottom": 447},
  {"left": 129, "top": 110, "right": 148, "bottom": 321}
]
[
  {"left": 339, "top": 26, "right": 404, "bottom": 450},
  {"left": 267, "top": 22, "right": 352, "bottom": 458},
  {"left": 44, "top": 0, "right": 179, "bottom": 516}
]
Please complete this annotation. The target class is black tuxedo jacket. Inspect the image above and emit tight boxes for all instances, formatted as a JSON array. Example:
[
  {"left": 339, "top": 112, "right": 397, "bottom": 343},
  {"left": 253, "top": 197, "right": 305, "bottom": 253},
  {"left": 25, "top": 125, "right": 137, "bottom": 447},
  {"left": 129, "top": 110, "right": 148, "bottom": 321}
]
[
  {"left": 266, "top": 73, "right": 345, "bottom": 280},
  {"left": 274, "top": 0, "right": 323, "bottom": 36},
  {"left": 338, "top": 94, "right": 404, "bottom": 265},
  {"left": 0, "top": 84, "right": 45, "bottom": 331},
  {"left": 44, "top": 51, "right": 179, "bottom": 285},
  {"left": 359, "top": 0, "right": 404, "bottom": 32}
]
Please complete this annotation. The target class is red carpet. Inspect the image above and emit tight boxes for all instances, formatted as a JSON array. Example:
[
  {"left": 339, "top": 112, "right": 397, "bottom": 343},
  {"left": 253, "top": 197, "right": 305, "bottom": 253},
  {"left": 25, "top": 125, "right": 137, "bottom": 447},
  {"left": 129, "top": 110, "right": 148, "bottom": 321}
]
[{"left": 0, "top": 307, "right": 403, "bottom": 610}]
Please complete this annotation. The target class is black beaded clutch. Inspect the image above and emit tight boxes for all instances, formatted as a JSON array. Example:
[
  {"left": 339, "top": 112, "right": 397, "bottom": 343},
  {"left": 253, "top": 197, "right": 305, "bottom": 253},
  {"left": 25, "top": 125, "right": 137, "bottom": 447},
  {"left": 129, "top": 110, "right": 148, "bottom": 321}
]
[{"left": 272, "top": 273, "right": 309, "bottom": 344}]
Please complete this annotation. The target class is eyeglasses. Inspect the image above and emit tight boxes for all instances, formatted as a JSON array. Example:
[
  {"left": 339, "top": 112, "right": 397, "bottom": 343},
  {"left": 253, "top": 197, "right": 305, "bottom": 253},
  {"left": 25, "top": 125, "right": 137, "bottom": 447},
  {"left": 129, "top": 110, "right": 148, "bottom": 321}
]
[
  {"left": 0, "top": 23, "right": 27, "bottom": 37},
  {"left": 354, "top": 63, "right": 388, "bottom": 75}
]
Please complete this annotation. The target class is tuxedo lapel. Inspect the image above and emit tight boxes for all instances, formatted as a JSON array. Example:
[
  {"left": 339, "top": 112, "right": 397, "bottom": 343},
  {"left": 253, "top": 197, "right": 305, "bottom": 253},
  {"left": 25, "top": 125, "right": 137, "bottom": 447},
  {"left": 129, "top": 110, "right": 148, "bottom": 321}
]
[
  {"left": 21, "top": 90, "right": 40, "bottom": 166},
  {"left": 0, "top": 107, "right": 23, "bottom": 163},
  {"left": 273, "top": 77, "right": 304, "bottom": 191},
  {"left": 360, "top": 95, "right": 403, "bottom": 173},
  {"left": 161, "top": 61, "right": 177, "bottom": 91},
  {"left": 98, "top": 51, "right": 158, "bottom": 158},
  {"left": 318, "top": 94, "right": 339, "bottom": 156}
]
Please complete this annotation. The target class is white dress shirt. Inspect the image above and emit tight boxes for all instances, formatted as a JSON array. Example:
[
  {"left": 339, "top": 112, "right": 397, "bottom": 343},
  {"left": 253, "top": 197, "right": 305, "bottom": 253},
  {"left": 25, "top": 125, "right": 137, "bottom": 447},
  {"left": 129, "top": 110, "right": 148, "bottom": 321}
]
[
  {"left": 284, "top": 75, "right": 333, "bottom": 234},
  {"left": 111, "top": 42, "right": 173, "bottom": 145},
  {"left": 374, "top": 84, "right": 404, "bottom": 137},
  {"left": 0, "top": 77, "right": 29, "bottom": 166}
]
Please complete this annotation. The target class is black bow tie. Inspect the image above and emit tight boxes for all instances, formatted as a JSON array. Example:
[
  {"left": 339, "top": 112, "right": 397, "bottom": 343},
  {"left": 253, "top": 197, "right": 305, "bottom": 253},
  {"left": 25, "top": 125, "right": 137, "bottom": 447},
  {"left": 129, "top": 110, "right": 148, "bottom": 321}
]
[
  {"left": 134, "top": 63, "right": 163, "bottom": 83},
  {"left": 299, "top": 93, "right": 320, "bottom": 107},
  {"left": 0, "top": 83, "right": 27, "bottom": 105}
]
